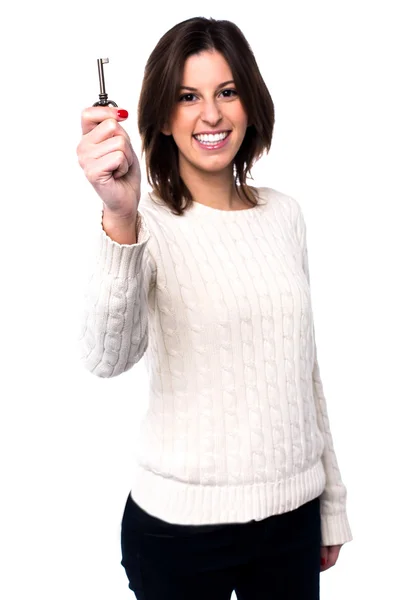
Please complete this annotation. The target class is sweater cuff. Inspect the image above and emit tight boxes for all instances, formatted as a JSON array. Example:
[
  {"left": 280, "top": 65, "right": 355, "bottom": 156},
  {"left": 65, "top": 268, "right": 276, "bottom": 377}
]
[
  {"left": 98, "top": 209, "right": 151, "bottom": 278},
  {"left": 320, "top": 510, "right": 353, "bottom": 547}
]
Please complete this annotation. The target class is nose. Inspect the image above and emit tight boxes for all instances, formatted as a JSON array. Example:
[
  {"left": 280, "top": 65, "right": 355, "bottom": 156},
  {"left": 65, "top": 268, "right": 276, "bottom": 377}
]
[{"left": 200, "top": 98, "right": 222, "bottom": 126}]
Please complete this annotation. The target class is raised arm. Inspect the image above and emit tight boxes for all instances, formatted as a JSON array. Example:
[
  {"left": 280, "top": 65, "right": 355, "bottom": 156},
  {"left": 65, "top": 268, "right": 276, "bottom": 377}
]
[{"left": 78, "top": 209, "right": 156, "bottom": 378}]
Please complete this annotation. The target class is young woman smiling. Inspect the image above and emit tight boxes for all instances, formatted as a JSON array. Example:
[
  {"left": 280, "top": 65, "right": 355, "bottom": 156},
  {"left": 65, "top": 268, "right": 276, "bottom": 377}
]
[{"left": 77, "top": 15, "right": 352, "bottom": 600}]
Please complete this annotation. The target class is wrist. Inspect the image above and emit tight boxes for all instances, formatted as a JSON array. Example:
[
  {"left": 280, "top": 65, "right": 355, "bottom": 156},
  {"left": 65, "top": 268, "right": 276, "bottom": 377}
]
[
  {"left": 102, "top": 208, "right": 138, "bottom": 244},
  {"left": 102, "top": 205, "right": 137, "bottom": 225}
]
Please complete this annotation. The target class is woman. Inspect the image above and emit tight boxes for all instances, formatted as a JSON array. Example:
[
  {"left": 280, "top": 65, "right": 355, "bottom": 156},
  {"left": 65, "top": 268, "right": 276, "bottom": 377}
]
[{"left": 77, "top": 16, "right": 352, "bottom": 600}]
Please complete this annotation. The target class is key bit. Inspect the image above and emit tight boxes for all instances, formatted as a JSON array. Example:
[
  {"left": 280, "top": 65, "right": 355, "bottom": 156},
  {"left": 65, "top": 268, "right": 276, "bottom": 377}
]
[{"left": 93, "top": 58, "right": 118, "bottom": 107}]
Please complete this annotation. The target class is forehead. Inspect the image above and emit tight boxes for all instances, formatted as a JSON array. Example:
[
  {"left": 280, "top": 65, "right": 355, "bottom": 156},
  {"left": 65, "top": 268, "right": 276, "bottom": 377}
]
[{"left": 181, "top": 50, "right": 233, "bottom": 84}]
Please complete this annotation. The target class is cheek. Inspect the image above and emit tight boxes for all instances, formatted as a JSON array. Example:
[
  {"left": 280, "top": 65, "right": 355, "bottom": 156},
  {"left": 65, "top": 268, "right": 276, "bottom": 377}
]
[
  {"left": 230, "top": 102, "right": 248, "bottom": 124},
  {"left": 174, "top": 108, "right": 194, "bottom": 126},
  {"left": 173, "top": 118, "right": 195, "bottom": 142}
]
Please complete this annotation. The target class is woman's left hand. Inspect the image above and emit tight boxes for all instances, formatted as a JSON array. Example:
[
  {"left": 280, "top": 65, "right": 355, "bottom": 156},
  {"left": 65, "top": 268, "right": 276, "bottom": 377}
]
[{"left": 320, "top": 544, "right": 343, "bottom": 571}]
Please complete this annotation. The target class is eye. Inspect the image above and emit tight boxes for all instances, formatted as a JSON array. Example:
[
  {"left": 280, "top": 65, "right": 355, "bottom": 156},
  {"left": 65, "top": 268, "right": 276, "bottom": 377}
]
[
  {"left": 178, "top": 93, "right": 196, "bottom": 102},
  {"left": 178, "top": 89, "right": 238, "bottom": 102},
  {"left": 221, "top": 89, "right": 238, "bottom": 98}
]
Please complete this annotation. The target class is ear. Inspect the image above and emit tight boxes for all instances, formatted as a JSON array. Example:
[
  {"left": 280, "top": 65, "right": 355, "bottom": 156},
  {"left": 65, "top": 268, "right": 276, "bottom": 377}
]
[{"left": 161, "top": 123, "right": 172, "bottom": 136}]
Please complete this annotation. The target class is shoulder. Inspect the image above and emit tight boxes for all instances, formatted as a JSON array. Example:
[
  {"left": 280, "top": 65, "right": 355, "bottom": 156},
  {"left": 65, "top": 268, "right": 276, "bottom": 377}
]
[{"left": 256, "top": 186, "right": 303, "bottom": 222}]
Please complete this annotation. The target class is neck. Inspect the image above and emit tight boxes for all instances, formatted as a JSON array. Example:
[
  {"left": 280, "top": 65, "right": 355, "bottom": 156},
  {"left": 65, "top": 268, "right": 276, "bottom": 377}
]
[{"left": 180, "top": 163, "right": 244, "bottom": 210}]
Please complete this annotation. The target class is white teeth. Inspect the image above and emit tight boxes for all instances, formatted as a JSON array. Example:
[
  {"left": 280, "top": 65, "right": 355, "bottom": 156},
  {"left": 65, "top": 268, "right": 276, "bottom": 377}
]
[{"left": 194, "top": 132, "right": 229, "bottom": 143}]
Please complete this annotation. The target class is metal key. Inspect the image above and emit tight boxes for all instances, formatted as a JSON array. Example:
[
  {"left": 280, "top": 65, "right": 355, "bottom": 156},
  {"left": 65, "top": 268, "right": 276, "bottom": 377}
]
[{"left": 92, "top": 58, "right": 118, "bottom": 107}]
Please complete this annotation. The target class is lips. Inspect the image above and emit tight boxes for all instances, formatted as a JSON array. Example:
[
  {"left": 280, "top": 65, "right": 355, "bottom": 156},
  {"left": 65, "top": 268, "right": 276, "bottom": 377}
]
[{"left": 192, "top": 131, "right": 232, "bottom": 150}]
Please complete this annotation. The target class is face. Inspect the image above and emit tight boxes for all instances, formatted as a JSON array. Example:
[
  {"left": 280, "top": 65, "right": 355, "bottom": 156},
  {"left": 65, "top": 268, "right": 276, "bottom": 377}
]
[{"left": 162, "top": 50, "right": 248, "bottom": 178}]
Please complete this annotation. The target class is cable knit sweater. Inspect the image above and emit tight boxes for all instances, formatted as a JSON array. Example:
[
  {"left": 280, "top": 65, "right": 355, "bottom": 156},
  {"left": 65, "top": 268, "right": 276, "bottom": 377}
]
[{"left": 78, "top": 186, "right": 352, "bottom": 547}]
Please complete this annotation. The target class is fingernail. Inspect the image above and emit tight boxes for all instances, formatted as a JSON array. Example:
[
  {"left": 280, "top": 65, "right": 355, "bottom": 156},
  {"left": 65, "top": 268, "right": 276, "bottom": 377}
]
[
  {"left": 321, "top": 558, "right": 326, "bottom": 566},
  {"left": 117, "top": 109, "right": 129, "bottom": 119}
]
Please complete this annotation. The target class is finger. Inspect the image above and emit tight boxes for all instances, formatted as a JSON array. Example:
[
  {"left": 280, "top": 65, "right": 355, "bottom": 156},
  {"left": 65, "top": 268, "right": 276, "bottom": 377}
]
[
  {"left": 84, "top": 118, "right": 131, "bottom": 146},
  {"left": 320, "top": 546, "right": 329, "bottom": 572},
  {"left": 80, "top": 106, "right": 128, "bottom": 136},
  {"left": 109, "top": 150, "right": 130, "bottom": 179},
  {"left": 85, "top": 150, "right": 130, "bottom": 184},
  {"left": 89, "top": 135, "right": 135, "bottom": 168},
  {"left": 321, "top": 545, "right": 341, "bottom": 571},
  {"left": 328, "top": 545, "right": 341, "bottom": 567},
  {"left": 77, "top": 119, "right": 132, "bottom": 166}
]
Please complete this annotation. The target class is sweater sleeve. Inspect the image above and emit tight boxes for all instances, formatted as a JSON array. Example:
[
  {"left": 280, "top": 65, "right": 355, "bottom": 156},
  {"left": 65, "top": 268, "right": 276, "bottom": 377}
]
[
  {"left": 77, "top": 208, "right": 156, "bottom": 378},
  {"left": 296, "top": 203, "right": 353, "bottom": 547}
]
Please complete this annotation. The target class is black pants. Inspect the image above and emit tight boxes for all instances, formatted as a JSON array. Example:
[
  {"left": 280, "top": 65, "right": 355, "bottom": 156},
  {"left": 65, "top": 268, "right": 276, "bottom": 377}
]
[{"left": 120, "top": 492, "right": 321, "bottom": 599}]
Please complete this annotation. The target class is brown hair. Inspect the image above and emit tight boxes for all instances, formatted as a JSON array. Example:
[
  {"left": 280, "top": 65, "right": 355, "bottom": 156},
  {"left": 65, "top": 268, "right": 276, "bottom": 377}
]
[{"left": 137, "top": 16, "right": 275, "bottom": 216}]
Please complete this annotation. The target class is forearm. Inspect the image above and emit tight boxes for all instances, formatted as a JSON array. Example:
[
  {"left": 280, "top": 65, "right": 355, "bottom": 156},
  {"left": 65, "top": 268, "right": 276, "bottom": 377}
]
[{"left": 312, "top": 351, "right": 353, "bottom": 545}]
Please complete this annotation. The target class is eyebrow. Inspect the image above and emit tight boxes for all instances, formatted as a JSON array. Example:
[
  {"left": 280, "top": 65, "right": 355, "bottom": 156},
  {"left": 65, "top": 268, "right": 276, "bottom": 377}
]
[{"left": 179, "top": 80, "right": 235, "bottom": 91}]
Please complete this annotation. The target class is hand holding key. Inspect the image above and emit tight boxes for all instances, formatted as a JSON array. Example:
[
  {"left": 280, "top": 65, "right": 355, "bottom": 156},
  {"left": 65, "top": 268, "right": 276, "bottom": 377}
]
[{"left": 76, "top": 58, "right": 141, "bottom": 221}]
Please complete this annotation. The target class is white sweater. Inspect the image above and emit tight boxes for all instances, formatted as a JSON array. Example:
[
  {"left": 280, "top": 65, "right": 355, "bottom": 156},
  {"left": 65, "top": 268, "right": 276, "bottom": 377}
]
[{"left": 79, "top": 186, "right": 352, "bottom": 547}]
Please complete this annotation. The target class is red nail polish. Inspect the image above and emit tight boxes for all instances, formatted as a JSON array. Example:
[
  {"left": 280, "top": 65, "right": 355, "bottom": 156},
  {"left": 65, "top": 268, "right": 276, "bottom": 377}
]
[
  {"left": 321, "top": 558, "right": 326, "bottom": 566},
  {"left": 117, "top": 109, "right": 129, "bottom": 119}
]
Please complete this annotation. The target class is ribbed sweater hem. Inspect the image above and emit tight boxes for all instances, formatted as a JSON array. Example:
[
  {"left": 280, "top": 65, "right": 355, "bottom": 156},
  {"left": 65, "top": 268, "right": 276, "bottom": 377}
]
[{"left": 130, "top": 459, "right": 326, "bottom": 528}]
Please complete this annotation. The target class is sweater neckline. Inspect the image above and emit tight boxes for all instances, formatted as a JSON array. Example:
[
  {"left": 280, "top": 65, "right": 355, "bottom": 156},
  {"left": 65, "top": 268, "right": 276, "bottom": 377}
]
[
  {"left": 191, "top": 200, "right": 257, "bottom": 213},
  {"left": 147, "top": 187, "right": 270, "bottom": 220},
  {"left": 186, "top": 189, "right": 269, "bottom": 221}
]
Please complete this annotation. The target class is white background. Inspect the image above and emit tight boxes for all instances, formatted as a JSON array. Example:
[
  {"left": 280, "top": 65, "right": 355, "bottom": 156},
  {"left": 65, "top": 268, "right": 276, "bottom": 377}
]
[{"left": 1, "top": 1, "right": 399, "bottom": 598}]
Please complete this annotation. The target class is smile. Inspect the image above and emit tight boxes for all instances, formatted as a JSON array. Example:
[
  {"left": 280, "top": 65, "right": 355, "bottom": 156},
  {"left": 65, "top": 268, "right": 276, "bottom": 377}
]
[{"left": 192, "top": 131, "right": 231, "bottom": 150}]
